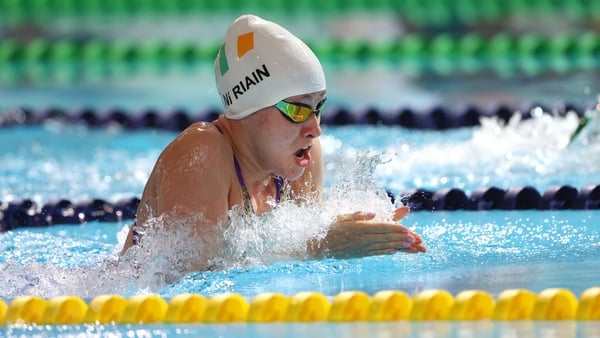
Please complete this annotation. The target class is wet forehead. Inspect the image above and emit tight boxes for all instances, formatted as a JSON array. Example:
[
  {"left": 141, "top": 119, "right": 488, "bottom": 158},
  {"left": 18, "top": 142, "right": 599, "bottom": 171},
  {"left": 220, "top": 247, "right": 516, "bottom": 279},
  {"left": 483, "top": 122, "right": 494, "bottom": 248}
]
[{"left": 285, "top": 90, "right": 327, "bottom": 105}]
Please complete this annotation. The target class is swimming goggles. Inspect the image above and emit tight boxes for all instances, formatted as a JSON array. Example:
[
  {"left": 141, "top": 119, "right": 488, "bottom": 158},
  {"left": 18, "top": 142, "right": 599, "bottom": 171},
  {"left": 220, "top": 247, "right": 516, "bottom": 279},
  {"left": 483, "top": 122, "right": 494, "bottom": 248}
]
[{"left": 275, "top": 99, "right": 327, "bottom": 123}]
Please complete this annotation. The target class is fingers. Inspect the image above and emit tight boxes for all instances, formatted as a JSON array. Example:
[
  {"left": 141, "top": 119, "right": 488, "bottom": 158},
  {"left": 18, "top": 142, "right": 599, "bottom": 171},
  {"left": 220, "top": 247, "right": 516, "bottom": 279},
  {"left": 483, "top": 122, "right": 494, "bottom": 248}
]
[
  {"left": 336, "top": 207, "right": 411, "bottom": 224},
  {"left": 392, "top": 206, "right": 410, "bottom": 222},
  {"left": 407, "top": 230, "right": 423, "bottom": 245},
  {"left": 361, "top": 233, "right": 416, "bottom": 246},
  {"left": 341, "top": 222, "right": 411, "bottom": 235},
  {"left": 324, "top": 233, "right": 426, "bottom": 258},
  {"left": 363, "top": 239, "right": 426, "bottom": 256},
  {"left": 362, "top": 241, "right": 410, "bottom": 256},
  {"left": 360, "top": 234, "right": 426, "bottom": 254},
  {"left": 329, "top": 211, "right": 427, "bottom": 257},
  {"left": 336, "top": 211, "right": 376, "bottom": 223},
  {"left": 334, "top": 216, "right": 415, "bottom": 236},
  {"left": 364, "top": 248, "right": 397, "bottom": 256}
]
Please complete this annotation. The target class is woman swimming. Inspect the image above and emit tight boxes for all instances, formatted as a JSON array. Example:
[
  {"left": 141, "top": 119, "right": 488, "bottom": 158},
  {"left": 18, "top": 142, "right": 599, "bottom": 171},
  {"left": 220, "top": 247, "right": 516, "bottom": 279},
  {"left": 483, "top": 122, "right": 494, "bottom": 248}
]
[{"left": 120, "top": 14, "right": 426, "bottom": 270}]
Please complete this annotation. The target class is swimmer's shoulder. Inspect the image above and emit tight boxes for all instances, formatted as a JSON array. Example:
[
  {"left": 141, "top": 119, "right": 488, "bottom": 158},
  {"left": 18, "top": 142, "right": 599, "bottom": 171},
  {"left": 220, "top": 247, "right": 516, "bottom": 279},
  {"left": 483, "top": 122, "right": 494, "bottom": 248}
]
[
  {"left": 157, "top": 121, "right": 232, "bottom": 167},
  {"left": 182, "top": 121, "right": 223, "bottom": 137},
  {"left": 176, "top": 121, "right": 231, "bottom": 149}
]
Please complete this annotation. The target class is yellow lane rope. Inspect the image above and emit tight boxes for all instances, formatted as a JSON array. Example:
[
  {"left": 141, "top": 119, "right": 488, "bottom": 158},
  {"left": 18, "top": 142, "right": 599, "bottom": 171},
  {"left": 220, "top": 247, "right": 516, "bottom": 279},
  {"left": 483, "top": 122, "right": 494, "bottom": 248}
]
[{"left": 2, "top": 287, "right": 600, "bottom": 325}]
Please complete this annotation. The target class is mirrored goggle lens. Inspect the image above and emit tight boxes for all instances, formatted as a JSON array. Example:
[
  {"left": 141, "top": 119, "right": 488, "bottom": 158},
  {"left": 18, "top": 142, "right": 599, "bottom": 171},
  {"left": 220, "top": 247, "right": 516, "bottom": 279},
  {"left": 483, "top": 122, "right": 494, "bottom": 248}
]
[{"left": 275, "top": 101, "right": 325, "bottom": 123}]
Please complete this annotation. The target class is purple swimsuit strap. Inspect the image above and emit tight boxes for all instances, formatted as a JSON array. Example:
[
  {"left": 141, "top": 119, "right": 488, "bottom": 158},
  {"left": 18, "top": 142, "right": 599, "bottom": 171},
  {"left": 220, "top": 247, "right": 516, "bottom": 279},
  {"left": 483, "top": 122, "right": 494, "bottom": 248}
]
[{"left": 217, "top": 122, "right": 284, "bottom": 214}]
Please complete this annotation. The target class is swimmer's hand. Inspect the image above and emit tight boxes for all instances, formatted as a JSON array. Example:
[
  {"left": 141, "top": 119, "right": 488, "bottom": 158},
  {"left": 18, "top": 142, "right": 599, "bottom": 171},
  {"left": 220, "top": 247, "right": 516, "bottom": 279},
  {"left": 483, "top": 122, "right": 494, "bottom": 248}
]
[{"left": 308, "top": 206, "right": 427, "bottom": 259}]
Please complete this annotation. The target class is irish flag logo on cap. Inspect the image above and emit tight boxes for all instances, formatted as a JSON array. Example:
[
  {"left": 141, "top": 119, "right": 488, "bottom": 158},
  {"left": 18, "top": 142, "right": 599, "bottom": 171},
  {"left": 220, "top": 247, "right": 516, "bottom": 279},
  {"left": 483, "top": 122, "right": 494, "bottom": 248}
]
[{"left": 218, "top": 32, "right": 254, "bottom": 76}]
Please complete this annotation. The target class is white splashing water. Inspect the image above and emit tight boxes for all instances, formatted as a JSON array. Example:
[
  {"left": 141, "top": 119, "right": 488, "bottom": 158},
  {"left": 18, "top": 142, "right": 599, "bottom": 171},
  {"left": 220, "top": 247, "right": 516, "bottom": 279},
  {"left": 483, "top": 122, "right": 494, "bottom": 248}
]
[
  {"left": 321, "top": 107, "right": 600, "bottom": 193},
  {"left": 0, "top": 152, "right": 399, "bottom": 298}
]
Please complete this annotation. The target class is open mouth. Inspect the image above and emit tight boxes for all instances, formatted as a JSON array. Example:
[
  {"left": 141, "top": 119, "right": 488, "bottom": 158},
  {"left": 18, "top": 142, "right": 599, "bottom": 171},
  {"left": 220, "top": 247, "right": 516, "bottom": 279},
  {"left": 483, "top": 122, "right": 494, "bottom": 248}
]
[{"left": 295, "top": 145, "right": 311, "bottom": 158}]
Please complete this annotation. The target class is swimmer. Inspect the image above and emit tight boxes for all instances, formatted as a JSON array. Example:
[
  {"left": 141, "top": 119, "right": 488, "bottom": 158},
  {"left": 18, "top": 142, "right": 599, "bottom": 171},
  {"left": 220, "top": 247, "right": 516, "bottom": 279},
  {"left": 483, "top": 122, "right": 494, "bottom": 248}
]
[
  {"left": 120, "top": 14, "right": 426, "bottom": 268},
  {"left": 568, "top": 104, "right": 600, "bottom": 146}
]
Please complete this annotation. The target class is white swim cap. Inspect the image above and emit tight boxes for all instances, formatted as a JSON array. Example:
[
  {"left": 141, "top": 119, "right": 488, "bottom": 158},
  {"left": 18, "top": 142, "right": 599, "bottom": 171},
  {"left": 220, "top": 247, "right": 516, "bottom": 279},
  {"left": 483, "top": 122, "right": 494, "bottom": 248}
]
[{"left": 214, "top": 14, "right": 326, "bottom": 120}]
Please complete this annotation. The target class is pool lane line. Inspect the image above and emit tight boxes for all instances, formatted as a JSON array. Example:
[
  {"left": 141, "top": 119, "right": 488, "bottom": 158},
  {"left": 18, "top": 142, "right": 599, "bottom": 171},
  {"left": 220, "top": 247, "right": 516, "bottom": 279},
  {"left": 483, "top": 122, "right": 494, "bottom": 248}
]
[
  {"left": 0, "top": 102, "right": 592, "bottom": 130},
  {"left": 1, "top": 184, "right": 599, "bottom": 231},
  {"left": 2, "top": 287, "right": 600, "bottom": 325}
]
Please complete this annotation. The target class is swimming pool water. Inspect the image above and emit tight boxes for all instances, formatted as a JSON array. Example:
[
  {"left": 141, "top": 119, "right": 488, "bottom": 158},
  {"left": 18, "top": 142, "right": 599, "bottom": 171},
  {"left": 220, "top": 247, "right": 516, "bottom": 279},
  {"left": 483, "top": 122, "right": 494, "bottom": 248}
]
[
  {"left": 2, "top": 110, "right": 598, "bottom": 204},
  {"left": 0, "top": 114, "right": 600, "bottom": 297},
  {"left": 2, "top": 209, "right": 598, "bottom": 299},
  {"left": 2, "top": 207, "right": 600, "bottom": 336},
  {"left": 2, "top": 4, "right": 600, "bottom": 337},
  {"left": 4, "top": 319, "right": 600, "bottom": 337},
  {"left": 1, "top": 108, "right": 599, "bottom": 338},
  {"left": 5, "top": 319, "right": 600, "bottom": 337}
]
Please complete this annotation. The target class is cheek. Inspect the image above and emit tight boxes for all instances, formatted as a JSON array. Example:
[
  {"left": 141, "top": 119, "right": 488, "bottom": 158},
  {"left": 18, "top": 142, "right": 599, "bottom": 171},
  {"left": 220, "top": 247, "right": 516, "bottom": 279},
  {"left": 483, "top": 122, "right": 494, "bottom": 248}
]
[
  {"left": 266, "top": 131, "right": 294, "bottom": 157},
  {"left": 270, "top": 121, "right": 297, "bottom": 144},
  {"left": 255, "top": 111, "right": 299, "bottom": 150}
]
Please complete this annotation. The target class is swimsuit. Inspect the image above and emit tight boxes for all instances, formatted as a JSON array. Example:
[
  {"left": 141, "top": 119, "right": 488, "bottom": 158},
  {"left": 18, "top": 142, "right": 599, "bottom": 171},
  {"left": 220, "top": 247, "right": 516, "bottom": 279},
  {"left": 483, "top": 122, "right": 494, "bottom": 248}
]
[
  {"left": 234, "top": 155, "right": 285, "bottom": 213},
  {"left": 219, "top": 122, "right": 287, "bottom": 213},
  {"left": 131, "top": 122, "right": 287, "bottom": 245}
]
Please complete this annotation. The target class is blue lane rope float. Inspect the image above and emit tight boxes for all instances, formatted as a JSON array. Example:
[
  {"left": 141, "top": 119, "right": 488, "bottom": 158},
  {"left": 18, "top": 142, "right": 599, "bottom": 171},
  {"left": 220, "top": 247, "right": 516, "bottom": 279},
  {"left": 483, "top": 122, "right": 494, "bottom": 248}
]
[
  {"left": 0, "top": 102, "right": 593, "bottom": 130},
  {"left": 399, "top": 185, "right": 600, "bottom": 211},
  {"left": 1, "top": 185, "right": 599, "bottom": 231},
  {"left": 0, "top": 197, "right": 140, "bottom": 231},
  {"left": 2, "top": 287, "right": 600, "bottom": 325}
]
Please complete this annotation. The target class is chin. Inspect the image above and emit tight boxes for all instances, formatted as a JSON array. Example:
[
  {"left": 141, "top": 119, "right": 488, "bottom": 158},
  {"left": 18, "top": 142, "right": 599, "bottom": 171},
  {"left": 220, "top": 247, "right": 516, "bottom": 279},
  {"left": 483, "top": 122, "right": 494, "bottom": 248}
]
[{"left": 285, "top": 167, "right": 306, "bottom": 181}]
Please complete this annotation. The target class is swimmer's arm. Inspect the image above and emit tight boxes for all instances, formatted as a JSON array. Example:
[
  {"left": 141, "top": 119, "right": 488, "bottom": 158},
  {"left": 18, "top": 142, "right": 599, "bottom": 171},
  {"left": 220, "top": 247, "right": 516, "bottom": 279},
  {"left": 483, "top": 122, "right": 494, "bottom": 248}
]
[
  {"left": 120, "top": 125, "right": 230, "bottom": 254},
  {"left": 153, "top": 129, "right": 231, "bottom": 225}
]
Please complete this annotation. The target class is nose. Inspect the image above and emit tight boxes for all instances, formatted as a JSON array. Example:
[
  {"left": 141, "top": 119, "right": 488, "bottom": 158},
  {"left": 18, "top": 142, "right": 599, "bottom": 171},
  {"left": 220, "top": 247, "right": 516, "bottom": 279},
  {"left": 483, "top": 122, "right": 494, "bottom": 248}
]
[{"left": 301, "top": 112, "right": 322, "bottom": 138}]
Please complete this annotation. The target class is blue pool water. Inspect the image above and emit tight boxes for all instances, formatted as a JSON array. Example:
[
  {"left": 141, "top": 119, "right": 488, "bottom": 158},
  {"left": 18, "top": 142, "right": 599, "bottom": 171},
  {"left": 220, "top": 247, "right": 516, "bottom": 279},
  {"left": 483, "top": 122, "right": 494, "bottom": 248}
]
[
  {"left": 4, "top": 319, "right": 600, "bottom": 337},
  {"left": 3, "top": 110, "right": 599, "bottom": 203},
  {"left": 2, "top": 209, "right": 598, "bottom": 299},
  {"left": 3, "top": 4, "right": 600, "bottom": 336},
  {"left": 1, "top": 113, "right": 600, "bottom": 336}
]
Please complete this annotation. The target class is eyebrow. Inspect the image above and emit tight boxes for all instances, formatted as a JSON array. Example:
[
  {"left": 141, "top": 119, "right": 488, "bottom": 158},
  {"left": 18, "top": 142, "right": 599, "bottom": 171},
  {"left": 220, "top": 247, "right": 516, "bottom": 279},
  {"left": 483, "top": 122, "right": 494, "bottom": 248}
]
[
  {"left": 286, "top": 98, "right": 327, "bottom": 110},
  {"left": 288, "top": 95, "right": 327, "bottom": 106}
]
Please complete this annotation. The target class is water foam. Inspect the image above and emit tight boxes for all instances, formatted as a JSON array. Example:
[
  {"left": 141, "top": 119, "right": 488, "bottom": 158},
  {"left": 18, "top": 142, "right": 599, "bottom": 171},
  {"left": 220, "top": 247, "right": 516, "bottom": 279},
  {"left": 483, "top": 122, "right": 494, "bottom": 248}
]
[
  {"left": 365, "top": 107, "right": 600, "bottom": 193},
  {"left": 0, "top": 152, "right": 402, "bottom": 298}
]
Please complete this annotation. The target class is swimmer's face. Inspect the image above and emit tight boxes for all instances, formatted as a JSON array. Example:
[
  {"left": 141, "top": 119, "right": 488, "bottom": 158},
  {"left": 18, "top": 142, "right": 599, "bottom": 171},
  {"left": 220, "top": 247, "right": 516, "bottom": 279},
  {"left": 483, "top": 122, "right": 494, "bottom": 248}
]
[{"left": 250, "top": 90, "right": 325, "bottom": 180}]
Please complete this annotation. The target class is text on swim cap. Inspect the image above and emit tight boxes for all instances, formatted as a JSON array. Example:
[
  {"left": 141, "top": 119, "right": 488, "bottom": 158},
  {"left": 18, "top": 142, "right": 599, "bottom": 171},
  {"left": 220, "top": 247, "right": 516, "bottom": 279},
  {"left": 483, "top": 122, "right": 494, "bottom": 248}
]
[{"left": 221, "top": 64, "right": 271, "bottom": 107}]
